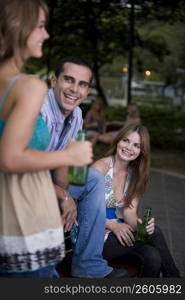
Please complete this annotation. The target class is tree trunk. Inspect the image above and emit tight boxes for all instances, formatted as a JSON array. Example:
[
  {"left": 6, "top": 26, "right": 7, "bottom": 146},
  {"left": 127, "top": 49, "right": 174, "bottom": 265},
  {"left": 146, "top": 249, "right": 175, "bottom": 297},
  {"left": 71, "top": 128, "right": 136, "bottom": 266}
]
[
  {"left": 93, "top": 60, "right": 108, "bottom": 106},
  {"left": 46, "top": 1, "right": 55, "bottom": 75}
]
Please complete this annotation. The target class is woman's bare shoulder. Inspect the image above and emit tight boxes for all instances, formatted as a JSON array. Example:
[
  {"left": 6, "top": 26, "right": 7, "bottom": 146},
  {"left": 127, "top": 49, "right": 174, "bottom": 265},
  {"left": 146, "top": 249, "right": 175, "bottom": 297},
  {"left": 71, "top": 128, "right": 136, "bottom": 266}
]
[
  {"left": 14, "top": 75, "right": 47, "bottom": 104},
  {"left": 91, "top": 156, "right": 111, "bottom": 174},
  {"left": 20, "top": 75, "right": 47, "bottom": 92}
]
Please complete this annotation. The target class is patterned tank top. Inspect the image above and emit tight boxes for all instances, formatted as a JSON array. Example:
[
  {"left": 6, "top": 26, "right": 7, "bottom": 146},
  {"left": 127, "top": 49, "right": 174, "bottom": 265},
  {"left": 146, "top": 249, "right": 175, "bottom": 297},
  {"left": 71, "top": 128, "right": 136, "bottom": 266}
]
[
  {"left": 105, "top": 157, "right": 132, "bottom": 220},
  {"left": 104, "top": 157, "right": 132, "bottom": 241}
]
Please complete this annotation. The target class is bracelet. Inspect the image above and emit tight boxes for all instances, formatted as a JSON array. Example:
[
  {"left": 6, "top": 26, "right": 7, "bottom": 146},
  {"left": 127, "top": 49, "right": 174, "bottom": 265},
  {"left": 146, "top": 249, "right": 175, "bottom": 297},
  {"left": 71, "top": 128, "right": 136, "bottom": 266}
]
[{"left": 62, "top": 190, "right": 69, "bottom": 201}]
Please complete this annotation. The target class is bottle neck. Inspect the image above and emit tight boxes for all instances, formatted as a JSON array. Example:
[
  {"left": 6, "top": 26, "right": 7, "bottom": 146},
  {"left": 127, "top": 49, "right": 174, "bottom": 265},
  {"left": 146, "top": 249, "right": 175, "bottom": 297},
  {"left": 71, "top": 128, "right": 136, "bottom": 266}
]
[
  {"left": 77, "top": 130, "right": 86, "bottom": 141},
  {"left": 143, "top": 209, "right": 151, "bottom": 221},
  {"left": 77, "top": 134, "right": 85, "bottom": 141}
]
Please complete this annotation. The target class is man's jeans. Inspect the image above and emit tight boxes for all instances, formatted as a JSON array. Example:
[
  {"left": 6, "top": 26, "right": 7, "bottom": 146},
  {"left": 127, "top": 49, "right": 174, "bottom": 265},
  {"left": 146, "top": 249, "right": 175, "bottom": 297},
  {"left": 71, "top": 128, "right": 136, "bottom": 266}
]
[
  {"left": 68, "top": 167, "right": 112, "bottom": 277},
  {"left": 0, "top": 264, "right": 59, "bottom": 278}
]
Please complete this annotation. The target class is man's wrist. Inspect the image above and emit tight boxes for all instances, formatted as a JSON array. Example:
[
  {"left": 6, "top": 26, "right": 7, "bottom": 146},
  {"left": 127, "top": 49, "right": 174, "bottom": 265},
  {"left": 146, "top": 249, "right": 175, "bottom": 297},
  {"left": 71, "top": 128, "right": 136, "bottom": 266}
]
[{"left": 61, "top": 190, "right": 69, "bottom": 201}]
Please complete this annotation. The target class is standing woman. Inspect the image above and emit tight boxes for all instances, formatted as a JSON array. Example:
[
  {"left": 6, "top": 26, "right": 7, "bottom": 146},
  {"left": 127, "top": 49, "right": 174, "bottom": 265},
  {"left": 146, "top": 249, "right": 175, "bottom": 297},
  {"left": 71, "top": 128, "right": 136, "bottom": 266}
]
[
  {"left": 0, "top": 0, "right": 92, "bottom": 278},
  {"left": 92, "top": 124, "right": 180, "bottom": 277}
]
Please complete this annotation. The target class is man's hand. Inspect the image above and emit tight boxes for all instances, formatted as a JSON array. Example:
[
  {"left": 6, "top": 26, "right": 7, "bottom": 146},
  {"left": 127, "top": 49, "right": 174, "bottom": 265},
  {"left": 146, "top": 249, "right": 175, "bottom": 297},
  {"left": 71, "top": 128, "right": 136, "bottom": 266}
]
[
  {"left": 54, "top": 184, "right": 77, "bottom": 232},
  {"left": 61, "top": 194, "right": 77, "bottom": 232}
]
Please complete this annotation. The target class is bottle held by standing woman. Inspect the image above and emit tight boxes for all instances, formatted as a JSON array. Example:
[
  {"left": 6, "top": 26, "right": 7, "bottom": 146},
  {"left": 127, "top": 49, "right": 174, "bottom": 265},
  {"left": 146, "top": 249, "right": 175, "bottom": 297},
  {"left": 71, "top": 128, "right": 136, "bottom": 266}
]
[{"left": 68, "top": 130, "right": 89, "bottom": 185}]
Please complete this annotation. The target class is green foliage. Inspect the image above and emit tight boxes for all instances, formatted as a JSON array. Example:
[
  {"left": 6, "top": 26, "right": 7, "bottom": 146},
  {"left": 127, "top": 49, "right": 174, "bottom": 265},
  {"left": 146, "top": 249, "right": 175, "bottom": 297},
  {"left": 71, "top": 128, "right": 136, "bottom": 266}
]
[
  {"left": 105, "top": 105, "right": 126, "bottom": 121},
  {"left": 140, "top": 106, "right": 185, "bottom": 149},
  {"left": 133, "top": 96, "right": 173, "bottom": 105},
  {"left": 31, "top": 1, "right": 185, "bottom": 74},
  {"left": 97, "top": 104, "right": 185, "bottom": 150},
  {"left": 28, "top": 1, "right": 185, "bottom": 109}
]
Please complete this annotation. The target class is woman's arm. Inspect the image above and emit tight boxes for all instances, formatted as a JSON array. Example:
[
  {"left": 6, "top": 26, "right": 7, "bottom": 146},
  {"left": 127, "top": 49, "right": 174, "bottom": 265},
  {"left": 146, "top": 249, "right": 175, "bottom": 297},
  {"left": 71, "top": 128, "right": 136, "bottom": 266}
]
[
  {"left": 0, "top": 77, "right": 92, "bottom": 172},
  {"left": 123, "top": 197, "right": 139, "bottom": 231},
  {"left": 100, "top": 112, "right": 106, "bottom": 134},
  {"left": 105, "top": 198, "right": 139, "bottom": 247},
  {"left": 84, "top": 111, "right": 97, "bottom": 129}
]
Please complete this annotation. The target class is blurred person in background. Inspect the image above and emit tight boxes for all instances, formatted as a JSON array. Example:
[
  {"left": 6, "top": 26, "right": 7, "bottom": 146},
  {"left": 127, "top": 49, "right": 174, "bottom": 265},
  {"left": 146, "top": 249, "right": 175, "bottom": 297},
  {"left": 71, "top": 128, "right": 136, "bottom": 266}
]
[
  {"left": 84, "top": 96, "right": 106, "bottom": 145},
  {"left": 98, "top": 103, "right": 141, "bottom": 145}
]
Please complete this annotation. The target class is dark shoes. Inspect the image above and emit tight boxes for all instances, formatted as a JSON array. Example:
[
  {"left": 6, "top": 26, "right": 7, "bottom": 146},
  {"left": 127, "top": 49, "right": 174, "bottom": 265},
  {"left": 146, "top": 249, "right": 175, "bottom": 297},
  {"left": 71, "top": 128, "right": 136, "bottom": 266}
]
[
  {"left": 105, "top": 268, "right": 128, "bottom": 278},
  {"left": 72, "top": 268, "right": 128, "bottom": 278}
]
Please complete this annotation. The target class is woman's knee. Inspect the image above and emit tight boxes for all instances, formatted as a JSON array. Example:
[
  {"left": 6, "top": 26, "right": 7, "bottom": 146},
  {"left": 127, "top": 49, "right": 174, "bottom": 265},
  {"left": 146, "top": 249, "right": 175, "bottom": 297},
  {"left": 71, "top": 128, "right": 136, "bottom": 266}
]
[
  {"left": 151, "top": 224, "right": 165, "bottom": 242},
  {"left": 88, "top": 167, "right": 105, "bottom": 186},
  {"left": 141, "top": 245, "right": 162, "bottom": 269},
  {"left": 154, "top": 225, "right": 163, "bottom": 235}
]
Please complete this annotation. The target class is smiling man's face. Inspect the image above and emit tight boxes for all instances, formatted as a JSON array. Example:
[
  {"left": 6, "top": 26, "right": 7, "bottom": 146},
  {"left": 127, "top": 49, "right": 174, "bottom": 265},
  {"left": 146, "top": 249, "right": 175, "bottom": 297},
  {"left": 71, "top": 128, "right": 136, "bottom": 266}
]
[{"left": 51, "top": 62, "right": 92, "bottom": 116}]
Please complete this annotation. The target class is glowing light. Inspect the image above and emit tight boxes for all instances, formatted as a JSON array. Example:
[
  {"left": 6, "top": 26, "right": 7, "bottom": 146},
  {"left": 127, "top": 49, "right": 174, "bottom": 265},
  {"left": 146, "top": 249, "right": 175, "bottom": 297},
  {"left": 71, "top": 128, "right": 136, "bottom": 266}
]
[
  {"left": 145, "top": 70, "right": 151, "bottom": 77},
  {"left": 122, "top": 66, "right": 128, "bottom": 72}
]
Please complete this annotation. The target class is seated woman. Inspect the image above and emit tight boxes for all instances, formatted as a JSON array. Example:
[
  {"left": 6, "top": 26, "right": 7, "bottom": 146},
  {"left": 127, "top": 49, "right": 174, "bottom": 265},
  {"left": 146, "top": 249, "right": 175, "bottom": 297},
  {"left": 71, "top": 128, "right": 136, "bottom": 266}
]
[
  {"left": 98, "top": 103, "right": 141, "bottom": 145},
  {"left": 91, "top": 124, "right": 180, "bottom": 277},
  {"left": 84, "top": 97, "right": 106, "bottom": 145}
]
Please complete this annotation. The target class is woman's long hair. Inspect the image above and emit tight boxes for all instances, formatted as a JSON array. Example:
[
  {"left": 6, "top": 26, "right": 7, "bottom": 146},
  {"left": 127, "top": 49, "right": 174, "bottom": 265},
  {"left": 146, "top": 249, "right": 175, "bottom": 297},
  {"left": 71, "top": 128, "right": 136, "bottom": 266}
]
[
  {"left": 0, "top": 0, "right": 48, "bottom": 65},
  {"left": 107, "top": 124, "right": 150, "bottom": 207}
]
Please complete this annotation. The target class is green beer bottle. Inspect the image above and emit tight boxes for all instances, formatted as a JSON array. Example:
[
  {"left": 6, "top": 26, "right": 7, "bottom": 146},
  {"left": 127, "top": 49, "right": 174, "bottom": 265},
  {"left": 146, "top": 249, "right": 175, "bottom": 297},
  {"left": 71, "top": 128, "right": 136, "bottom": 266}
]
[
  {"left": 68, "top": 130, "right": 88, "bottom": 185},
  {"left": 136, "top": 207, "right": 152, "bottom": 243}
]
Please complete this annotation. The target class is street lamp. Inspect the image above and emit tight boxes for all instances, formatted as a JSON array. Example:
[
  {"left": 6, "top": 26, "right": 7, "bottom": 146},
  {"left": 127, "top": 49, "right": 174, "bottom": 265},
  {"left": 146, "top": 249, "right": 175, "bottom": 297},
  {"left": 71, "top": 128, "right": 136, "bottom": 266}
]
[
  {"left": 122, "top": 66, "right": 128, "bottom": 73},
  {"left": 127, "top": 0, "right": 135, "bottom": 105},
  {"left": 122, "top": 65, "right": 128, "bottom": 105},
  {"left": 145, "top": 70, "right": 151, "bottom": 77}
]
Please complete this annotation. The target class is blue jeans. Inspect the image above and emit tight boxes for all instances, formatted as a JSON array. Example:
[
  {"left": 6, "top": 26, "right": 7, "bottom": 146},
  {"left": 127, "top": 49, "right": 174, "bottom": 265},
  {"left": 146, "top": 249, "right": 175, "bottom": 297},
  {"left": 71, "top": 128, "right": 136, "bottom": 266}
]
[
  {"left": 0, "top": 264, "right": 59, "bottom": 278},
  {"left": 68, "top": 167, "right": 112, "bottom": 277}
]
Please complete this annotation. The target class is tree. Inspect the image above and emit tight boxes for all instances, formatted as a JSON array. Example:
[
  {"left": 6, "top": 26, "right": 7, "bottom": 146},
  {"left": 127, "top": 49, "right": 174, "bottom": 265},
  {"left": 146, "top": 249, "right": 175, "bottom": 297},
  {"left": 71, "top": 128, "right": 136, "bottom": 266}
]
[
  {"left": 29, "top": 0, "right": 185, "bottom": 105},
  {"left": 45, "top": 0, "right": 131, "bottom": 104}
]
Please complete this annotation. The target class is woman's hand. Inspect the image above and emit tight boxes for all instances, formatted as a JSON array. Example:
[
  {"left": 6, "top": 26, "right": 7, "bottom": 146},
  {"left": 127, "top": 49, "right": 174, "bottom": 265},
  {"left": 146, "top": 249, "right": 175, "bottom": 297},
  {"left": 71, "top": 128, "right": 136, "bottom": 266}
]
[
  {"left": 64, "top": 140, "right": 93, "bottom": 166},
  {"left": 111, "top": 222, "right": 135, "bottom": 247},
  {"left": 137, "top": 217, "right": 155, "bottom": 235},
  {"left": 146, "top": 217, "right": 155, "bottom": 235}
]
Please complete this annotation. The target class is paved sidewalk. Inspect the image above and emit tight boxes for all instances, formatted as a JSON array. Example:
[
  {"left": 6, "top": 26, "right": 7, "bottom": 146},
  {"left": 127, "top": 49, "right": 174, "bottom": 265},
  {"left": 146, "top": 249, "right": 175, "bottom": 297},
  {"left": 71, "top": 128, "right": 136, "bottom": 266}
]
[{"left": 139, "top": 168, "right": 185, "bottom": 277}]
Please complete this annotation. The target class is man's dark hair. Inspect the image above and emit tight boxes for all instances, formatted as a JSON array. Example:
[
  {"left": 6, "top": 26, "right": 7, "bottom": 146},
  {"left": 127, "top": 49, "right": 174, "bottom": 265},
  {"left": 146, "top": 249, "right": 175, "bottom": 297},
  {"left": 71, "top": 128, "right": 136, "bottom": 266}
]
[{"left": 55, "top": 56, "right": 94, "bottom": 85}]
